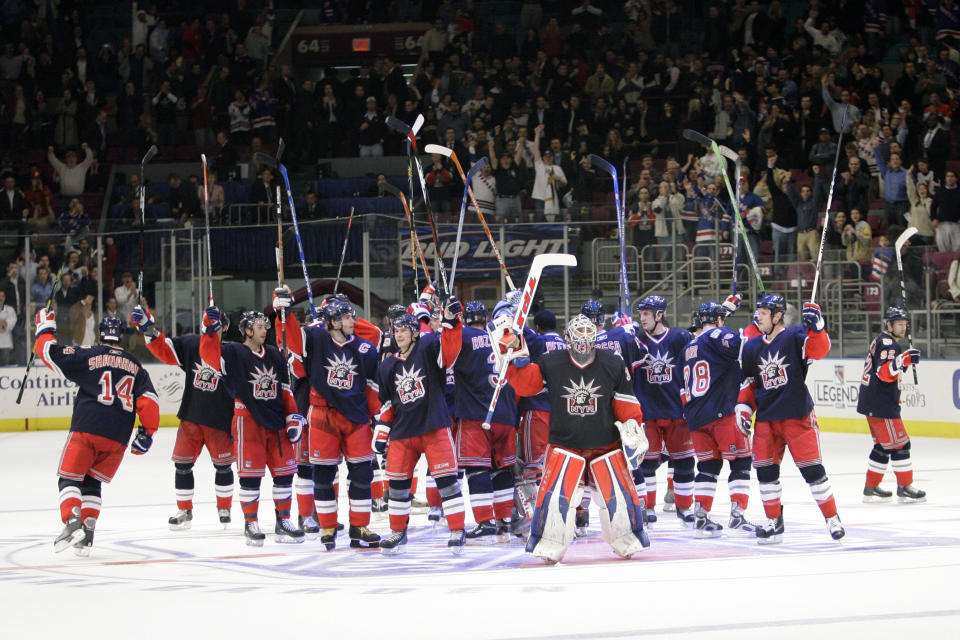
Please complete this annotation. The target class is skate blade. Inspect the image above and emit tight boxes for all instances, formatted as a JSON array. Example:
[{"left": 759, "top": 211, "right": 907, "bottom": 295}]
[
  {"left": 275, "top": 534, "right": 305, "bottom": 544},
  {"left": 730, "top": 524, "right": 758, "bottom": 534},
  {"left": 302, "top": 531, "right": 320, "bottom": 541},
  {"left": 756, "top": 534, "right": 782, "bottom": 545},
  {"left": 321, "top": 542, "right": 336, "bottom": 551},
  {"left": 221, "top": 521, "right": 231, "bottom": 530},
  {"left": 168, "top": 521, "right": 192, "bottom": 531},
  {"left": 693, "top": 529, "right": 723, "bottom": 539},
  {"left": 496, "top": 532, "right": 511, "bottom": 544},
  {"left": 662, "top": 503, "right": 676, "bottom": 512},
  {"left": 350, "top": 539, "right": 380, "bottom": 549},
  {"left": 54, "top": 529, "right": 87, "bottom": 553},
  {"left": 73, "top": 546, "right": 91, "bottom": 557},
  {"left": 830, "top": 529, "right": 846, "bottom": 541},
  {"left": 380, "top": 545, "right": 404, "bottom": 556},
  {"left": 245, "top": 538, "right": 265, "bottom": 547},
  {"left": 449, "top": 544, "right": 465, "bottom": 555},
  {"left": 862, "top": 495, "right": 892, "bottom": 503},
  {"left": 466, "top": 535, "right": 497, "bottom": 546},
  {"left": 897, "top": 496, "right": 927, "bottom": 504},
  {"left": 574, "top": 527, "right": 588, "bottom": 538}
]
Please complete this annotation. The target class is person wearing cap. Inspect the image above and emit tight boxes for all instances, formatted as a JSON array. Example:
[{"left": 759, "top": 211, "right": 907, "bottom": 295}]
[
  {"left": 808, "top": 128, "right": 837, "bottom": 175},
  {"left": 358, "top": 96, "right": 385, "bottom": 157}
]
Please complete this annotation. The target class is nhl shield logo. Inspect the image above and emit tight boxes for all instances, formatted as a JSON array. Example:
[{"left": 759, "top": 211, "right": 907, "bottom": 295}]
[
  {"left": 561, "top": 377, "right": 601, "bottom": 416},
  {"left": 248, "top": 364, "right": 278, "bottom": 400},
  {"left": 834, "top": 365, "right": 845, "bottom": 384}
]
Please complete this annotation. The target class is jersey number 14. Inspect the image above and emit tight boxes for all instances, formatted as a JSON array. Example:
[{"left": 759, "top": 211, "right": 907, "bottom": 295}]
[
  {"left": 682, "top": 361, "right": 710, "bottom": 399},
  {"left": 97, "top": 371, "right": 135, "bottom": 412}
]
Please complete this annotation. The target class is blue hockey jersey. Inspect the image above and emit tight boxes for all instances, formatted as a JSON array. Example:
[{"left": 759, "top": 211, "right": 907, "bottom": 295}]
[
  {"left": 299, "top": 325, "right": 379, "bottom": 425},
  {"left": 518, "top": 328, "right": 567, "bottom": 414},
  {"left": 857, "top": 332, "right": 904, "bottom": 419},
  {"left": 681, "top": 326, "right": 742, "bottom": 430},
  {"left": 376, "top": 332, "right": 452, "bottom": 439},
  {"left": 442, "top": 323, "right": 517, "bottom": 425},
  {"left": 634, "top": 327, "right": 691, "bottom": 420}
]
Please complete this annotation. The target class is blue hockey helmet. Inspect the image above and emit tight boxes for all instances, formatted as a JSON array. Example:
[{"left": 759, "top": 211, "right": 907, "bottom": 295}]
[
  {"left": 534, "top": 309, "right": 557, "bottom": 331},
  {"left": 756, "top": 293, "right": 786, "bottom": 316},
  {"left": 697, "top": 301, "right": 726, "bottom": 326},
  {"left": 635, "top": 295, "right": 667, "bottom": 314},
  {"left": 99, "top": 316, "right": 123, "bottom": 343},
  {"left": 321, "top": 299, "right": 354, "bottom": 325},
  {"left": 392, "top": 313, "right": 420, "bottom": 334},
  {"left": 386, "top": 303, "right": 407, "bottom": 322},
  {"left": 239, "top": 310, "right": 271, "bottom": 335},
  {"left": 464, "top": 300, "right": 487, "bottom": 325},
  {"left": 883, "top": 305, "right": 909, "bottom": 323},
  {"left": 580, "top": 299, "right": 606, "bottom": 325}
]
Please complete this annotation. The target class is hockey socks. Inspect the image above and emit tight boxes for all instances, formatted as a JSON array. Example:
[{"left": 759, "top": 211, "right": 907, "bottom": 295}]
[
  {"left": 295, "top": 464, "right": 315, "bottom": 519},
  {"left": 239, "top": 477, "right": 261, "bottom": 522},
  {"left": 435, "top": 474, "right": 465, "bottom": 531},
  {"left": 491, "top": 467, "right": 515, "bottom": 520},
  {"left": 890, "top": 444, "right": 914, "bottom": 487},
  {"left": 728, "top": 457, "right": 751, "bottom": 511},
  {"left": 672, "top": 457, "right": 695, "bottom": 510},
  {"left": 465, "top": 467, "right": 494, "bottom": 523},
  {"left": 81, "top": 476, "right": 102, "bottom": 523},
  {"left": 800, "top": 465, "right": 837, "bottom": 519},
  {"left": 214, "top": 464, "right": 233, "bottom": 511},
  {"left": 58, "top": 478, "right": 82, "bottom": 523},
  {"left": 757, "top": 465, "right": 783, "bottom": 519},
  {"left": 388, "top": 478, "right": 413, "bottom": 531},
  {"left": 694, "top": 459, "right": 721, "bottom": 513},
  {"left": 346, "top": 461, "right": 373, "bottom": 527},
  {"left": 313, "top": 465, "right": 339, "bottom": 529},
  {"left": 425, "top": 473, "right": 441, "bottom": 508},
  {"left": 174, "top": 462, "right": 195, "bottom": 511}
]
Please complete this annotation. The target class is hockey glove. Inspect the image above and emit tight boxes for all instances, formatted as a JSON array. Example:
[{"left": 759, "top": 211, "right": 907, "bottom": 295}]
[
  {"left": 419, "top": 281, "right": 438, "bottom": 305},
  {"left": 443, "top": 295, "right": 462, "bottom": 323},
  {"left": 615, "top": 419, "right": 648, "bottom": 469},
  {"left": 285, "top": 413, "right": 306, "bottom": 444},
  {"left": 35, "top": 308, "right": 56, "bottom": 336},
  {"left": 895, "top": 348, "right": 920, "bottom": 371},
  {"left": 202, "top": 305, "right": 221, "bottom": 335},
  {"left": 272, "top": 286, "right": 292, "bottom": 311},
  {"left": 611, "top": 310, "right": 632, "bottom": 328},
  {"left": 371, "top": 423, "right": 391, "bottom": 455},
  {"left": 735, "top": 403, "right": 754, "bottom": 436},
  {"left": 722, "top": 293, "right": 742, "bottom": 316},
  {"left": 801, "top": 302, "right": 825, "bottom": 332},
  {"left": 130, "top": 305, "right": 159, "bottom": 339},
  {"left": 130, "top": 426, "right": 153, "bottom": 455}
]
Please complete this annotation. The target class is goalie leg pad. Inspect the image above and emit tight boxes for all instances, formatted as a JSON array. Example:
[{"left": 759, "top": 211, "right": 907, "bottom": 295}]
[
  {"left": 525, "top": 446, "right": 586, "bottom": 563},
  {"left": 590, "top": 449, "right": 649, "bottom": 558}
]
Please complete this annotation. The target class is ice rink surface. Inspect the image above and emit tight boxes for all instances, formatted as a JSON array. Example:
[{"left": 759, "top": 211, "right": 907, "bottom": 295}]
[{"left": 1, "top": 429, "right": 958, "bottom": 639}]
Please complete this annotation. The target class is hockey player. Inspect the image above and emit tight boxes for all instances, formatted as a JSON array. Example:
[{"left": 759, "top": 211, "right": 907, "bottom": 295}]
[
  {"left": 857, "top": 306, "right": 926, "bottom": 503},
  {"left": 737, "top": 294, "right": 844, "bottom": 543},
  {"left": 681, "top": 300, "right": 756, "bottom": 538},
  {"left": 441, "top": 300, "right": 518, "bottom": 542},
  {"left": 130, "top": 304, "right": 236, "bottom": 530},
  {"left": 373, "top": 308, "right": 467, "bottom": 554},
  {"left": 277, "top": 293, "right": 382, "bottom": 550},
  {"left": 35, "top": 310, "right": 159, "bottom": 556},
  {"left": 498, "top": 314, "right": 649, "bottom": 563},
  {"left": 199, "top": 305, "right": 307, "bottom": 546}
]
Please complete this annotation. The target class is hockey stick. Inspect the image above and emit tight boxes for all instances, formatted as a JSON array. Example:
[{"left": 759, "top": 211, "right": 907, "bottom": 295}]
[
  {"left": 333, "top": 206, "right": 354, "bottom": 294},
  {"left": 684, "top": 129, "right": 765, "bottom": 295},
  {"left": 15, "top": 263, "right": 68, "bottom": 404},
  {"left": 588, "top": 154, "right": 630, "bottom": 319},
  {"left": 718, "top": 145, "right": 743, "bottom": 296},
  {"left": 622, "top": 155, "right": 629, "bottom": 209},
  {"left": 277, "top": 162, "right": 316, "bottom": 320},
  {"left": 379, "top": 181, "right": 433, "bottom": 283},
  {"left": 200, "top": 153, "right": 215, "bottom": 306},
  {"left": 449, "top": 157, "right": 489, "bottom": 292},
  {"left": 393, "top": 115, "right": 424, "bottom": 292},
  {"left": 138, "top": 144, "right": 158, "bottom": 306},
  {"left": 894, "top": 226, "right": 919, "bottom": 384},
  {"left": 810, "top": 105, "right": 849, "bottom": 304},
  {"left": 482, "top": 253, "right": 578, "bottom": 430}
]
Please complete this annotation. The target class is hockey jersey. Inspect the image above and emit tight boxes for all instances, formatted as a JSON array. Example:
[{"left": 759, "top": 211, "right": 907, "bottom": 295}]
[
  {"left": 739, "top": 325, "right": 831, "bottom": 421},
  {"left": 376, "top": 332, "right": 452, "bottom": 440},
  {"left": 147, "top": 332, "right": 234, "bottom": 432},
  {"left": 37, "top": 334, "right": 159, "bottom": 445},
  {"left": 507, "top": 349, "right": 643, "bottom": 450},
  {"left": 442, "top": 323, "right": 517, "bottom": 425},
  {"left": 518, "top": 328, "right": 567, "bottom": 414},
  {"left": 200, "top": 335, "right": 296, "bottom": 431},
  {"left": 634, "top": 327, "right": 691, "bottom": 420},
  {"left": 857, "top": 331, "right": 904, "bottom": 419},
  {"left": 681, "top": 326, "right": 742, "bottom": 430}
]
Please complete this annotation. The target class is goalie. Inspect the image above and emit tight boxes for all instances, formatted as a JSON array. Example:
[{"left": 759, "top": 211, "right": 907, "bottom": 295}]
[{"left": 493, "top": 313, "right": 650, "bottom": 563}]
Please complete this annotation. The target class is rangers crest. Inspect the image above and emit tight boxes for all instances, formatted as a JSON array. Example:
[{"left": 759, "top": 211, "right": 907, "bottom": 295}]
[
  {"left": 759, "top": 351, "right": 789, "bottom": 390},
  {"left": 395, "top": 364, "right": 426, "bottom": 404},
  {"left": 561, "top": 377, "right": 602, "bottom": 416},
  {"left": 192, "top": 361, "right": 220, "bottom": 392},
  {"left": 324, "top": 352, "right": 358, "bottom": 390},
  {"left": 643, "top": 351, "right": 674, "bottom": 384},
  {"left": 248, "top": 364, "right": 278, "bottom": 400}
]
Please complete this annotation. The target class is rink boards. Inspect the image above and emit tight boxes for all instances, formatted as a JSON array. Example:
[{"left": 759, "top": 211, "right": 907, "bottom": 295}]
[{"left": 0, "top": 359, "right": 957, "bottom": 437}]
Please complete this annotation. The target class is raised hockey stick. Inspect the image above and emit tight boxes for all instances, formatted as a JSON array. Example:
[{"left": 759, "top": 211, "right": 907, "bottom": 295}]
[
  {"left": 449, "top": 156, "right": 489, "bottom": 291},
  {"left": 588, "top": 154, "right": 630, "bottom": 319},
  {"left": 810, "top": 105, "right": 849, "bottom": 305},
  {"left": 200, "top": 153, "right": 215, "bottom": 306},
  {"left": 16, "top": 263, "right": 68, "bottom": 404},
  {"left": 482, "top": 253, "right": 578, "bottom": 429},
  {"left": 379, "top": 181, "right": 433, "bottom": 283},
  {"left": 718, "top": 145, "right": 743, "bottom": 296},
  {"left": 278, "top": 165, "right": 316, "bottom": 320},
  {"left": 138, "top": 144, "right": 158, "bottom": 306},
  {"left": 684, "top": 129, "right": 765, "bottom": 295},
  {"left": 333, "top": 207, "right": 354, "bottom": 295},
  {"left": 894, "top": 226, "right": 920, "bottom": 384}
]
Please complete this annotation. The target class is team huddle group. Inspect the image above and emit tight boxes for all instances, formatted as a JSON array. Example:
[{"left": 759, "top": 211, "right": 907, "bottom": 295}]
[{"left": 34, "top": 274, "right": 926, "bottom": 563}]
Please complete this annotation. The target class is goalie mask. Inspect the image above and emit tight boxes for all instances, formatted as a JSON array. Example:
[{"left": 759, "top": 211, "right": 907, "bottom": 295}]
[{"left": 565, "top": 314, "right": 597, "bottom": 365}]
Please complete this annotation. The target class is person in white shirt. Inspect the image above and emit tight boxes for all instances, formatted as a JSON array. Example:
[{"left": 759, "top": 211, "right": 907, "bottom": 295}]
[
  {"left": 47, "top": 144, "right": 94, "bottom": 197},
  {"left": 0, "top": 289, "right": 17, "bottom": 365},
  {"left": 530, "top": 124, "right": 566, "bottom": 222}
]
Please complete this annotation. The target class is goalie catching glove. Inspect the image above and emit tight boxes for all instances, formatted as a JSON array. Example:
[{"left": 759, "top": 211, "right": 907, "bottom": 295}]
[
  {"left": 615, "top": 419, "right": 648, "bottom": 469},
  {"left": 486, "top": 313, "right": 528, "bottom": 370}
]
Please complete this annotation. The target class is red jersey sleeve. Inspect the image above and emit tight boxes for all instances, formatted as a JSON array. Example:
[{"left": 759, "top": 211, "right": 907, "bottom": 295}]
[
  {"left": 440, "top": 322, "right": 463, "bottom": 368},
  {"left": 135, "top": 394, "right": 160, "bottom": 434},
  {"left": 803, "top": 328, "right": 831, "bottom": 360},
  {"left": 145, "top": 331, "right": 181, "bottom": 366},
  {"left": 354, "top": 317, "right": 382, "bottom": 347},
  {"left": 199, "top": 332, "right": 222, "bottom": 372},
  {"left": 505, "top": 362, "right": 545, "bottom": 397}
]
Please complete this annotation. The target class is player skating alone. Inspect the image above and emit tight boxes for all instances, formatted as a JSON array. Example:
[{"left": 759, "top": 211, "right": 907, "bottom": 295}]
[
  {"left": 498, "top": 314, "right": 649, "bottom": 563},
  {"left": 737, "top": 294, "right": 844, "bottom": 543},
  {"left": 35, "top": 311, "right": 159, "bottom": 556},
  {"left": 441, "top": 300, "right": 518, "bottom": 543},
  {"left": 131, "top": 304, "right": 236, "bottom": 529},
  {"left": 681, "top": 300, "right": 756, "bottom": 538},
  {"left": 278, "top": 293, "right": 382, "bottom": 550},
  {"left": 199, "top": 306, "right": 307, "bottom": 546},
  {"left": 857, "top": 306, "right": 926, "bottom": 503},
  {"left": 373, "top": 309, "right": 467, "bottom": 554}
]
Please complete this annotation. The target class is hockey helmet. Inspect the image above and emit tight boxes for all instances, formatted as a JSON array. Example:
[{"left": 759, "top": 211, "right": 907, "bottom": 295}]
[
  {"left": 756, "top": 293, "right": 786, "bottom": 316},
  {"left": 99, "top": 316, "right": 123, "bottom": 343},
  {"left": 883, "top": 305, "right": 909, "bottom": 324},
  {"left": 697, "top": 301, "right": 726, "bottom": 326},
  {"left": 321, "top": 293, "right": 350, "bottom": 308},
  {"left": 239, "top": 310, "right": 271, "bottom": 335},
  {"left": 580, "top": 299, "right": 606, "bottom": 325},
  {"left": 321, "top": 299, "right": 354, "bottom": 325},
  {"left": 565, "top": 314, "right": 598, "bottom": 357},
  {"left": 392, "top": 313, "right": 420, "bottom": 334},
  {"left": 688, "top": 309, "right": 702, "bottom": 332},
  {"left": 636, "top": 295, "right": 667, "bottom": 314},
  {"left": 504, "top": 289, "right": 523, "bottom": 306},
  {"left": 385, "top": 303, "right": 407, "bottom": 322},
  {"left": 464, "top": 300, "right": 487, "bottom": 325},
  {"left": 534, "top": 309, "right": 557, "bottom": 332}
]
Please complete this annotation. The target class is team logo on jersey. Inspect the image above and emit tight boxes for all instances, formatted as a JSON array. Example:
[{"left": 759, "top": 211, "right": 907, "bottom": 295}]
[
  {"left": 643, "top": 351, "right": 674, "bottom": 384},
  {"left": 561, "top": 377, "right": 601, "bottom": 416},
  {"left": 758, "top": 351, "right": 789, "bottom": 390},
  {"left": 324, "top": 353, "right": 357, "bottom": 390},
  {"left": 248, "top": 364, "right": 278, "bottom": 400},
  {"left": 395, "top": 364, "right": 425, "bottom": 405},
  {"left": 192, "top": 361, "right": 220, "bottom": 392}
]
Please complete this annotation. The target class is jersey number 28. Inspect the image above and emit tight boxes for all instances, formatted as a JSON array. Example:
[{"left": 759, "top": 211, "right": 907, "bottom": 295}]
[
  {"left": 682, "top": 360, "right": 711, "bottom": 399},
  {"left": 97, "top": 371, "right": 135, "bottom": 412}
]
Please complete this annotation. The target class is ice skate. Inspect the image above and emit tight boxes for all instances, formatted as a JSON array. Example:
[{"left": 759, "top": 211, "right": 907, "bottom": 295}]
[
  {"left": 756, "top": 513, "right": 784, "bottom": 545},
  {"left": 275, "top": 517, "right": 305, "bottom": 543},
  {"left": 73, "top": 518, "right": 95, "bottom": 557},
  {"left": 862, "top": 485, "right": 893, "bottom": 503},
  {"left": 662, "top": 487, "right": 676, "bottom": 512},
  {"left": 379, "top": 529, "right": 407, "bottom": 555},
  {"left": 320, "top": 527, "right": 337, "bottom": 551},
  {"left": 575, "top": 507, "right": 589, "bottom": 537},
  {"left": 448, "top": 529, "right": 466, "bottom": 554},
  {"left": 299, "top": 515, "right": 320, "bottom": 540},
  {"left": 465, "top": 520, "right": 498, "bottom": 544},
  {"left": 168, "top": 509, "right": 193, "bottom": 531},
  {"left": 826, "top": 515, "right": 845, "bottom": 540},
  {"left": 427, "top": 506, "right": 446, "bottom": 528},
  {"left": 218, "top": 509, "right": 232, "bottom": 527},
  {"left": 693, "top": 504, "right": 723, "bottom": 538},
  {"left": 897, "top": 484, "right": 927, "bottom": 503},
  {"left": 244, "top": 520, "right": 266, "bottom": 547},
  {"left": 728, "top": 505, "right": 757, "bottom": 533},
  {"left": 644, "top": 508, "right": 658, "bottom": 525},
  {"left": 496, "top": 518, "right": 513, "bottom": 543},
  {"left": 371, "top": 497, "right": 388, "bottom": 513},
  {"left": 410, "top": 495, "right": 429, "bottom": 513},
  {"left": 676, "top": 508, "right": 696, "bottom": 529},
  {"left": 54, "top": 507, "right": 85, "bottom": 553},
  {"left": 349, "top": 525, "right": 380, "bottom": 549}
]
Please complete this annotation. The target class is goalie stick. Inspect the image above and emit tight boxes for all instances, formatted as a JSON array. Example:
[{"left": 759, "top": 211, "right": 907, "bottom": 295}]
[
  {"left": 482, "top": 253, "right": 578, "bottom": 430},
  {"left": 588, "top": 154, "right": 630, "bottom": 319},
  {"left": 894, "top": 226, "right": 920, "bottom": 384}
]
